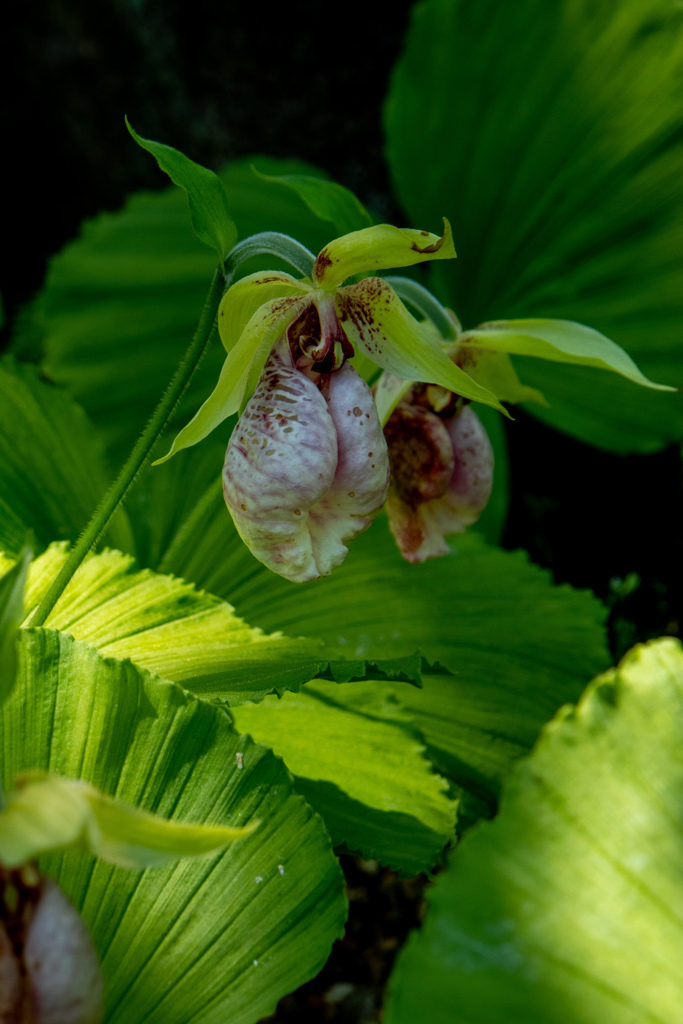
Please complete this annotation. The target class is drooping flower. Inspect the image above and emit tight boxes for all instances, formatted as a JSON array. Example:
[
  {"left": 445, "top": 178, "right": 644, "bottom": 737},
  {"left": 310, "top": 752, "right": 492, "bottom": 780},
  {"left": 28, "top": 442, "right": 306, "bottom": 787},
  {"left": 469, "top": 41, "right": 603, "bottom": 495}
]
[
  {"left": 374, "top": 312, "right": 533, "bottom": 563},
  {"left": 157, "top": 217, "right": 673, "bottom": 580},
  {"left": 156, "top": 222, "right": 505, "bottom": 581},
  {"left": 223, "top": 336, "right": 389, "bottom": 582},
  {"left": 157, "top": 221, "right": 503, "bottom": 465},
  {"left": 374, "top": 290, "right": 675, "bottom": 562},
  {"left": 382, "top": 382, "right": 494, "bottom": 562}
]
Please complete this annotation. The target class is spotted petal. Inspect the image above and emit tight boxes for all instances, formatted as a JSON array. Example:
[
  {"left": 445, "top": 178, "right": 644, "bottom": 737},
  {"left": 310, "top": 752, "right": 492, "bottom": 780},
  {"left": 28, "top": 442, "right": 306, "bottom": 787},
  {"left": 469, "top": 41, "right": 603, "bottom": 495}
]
[
  {"left": 154, "top": 292, "right": 310, "bottom": 464},
  {"left": 222, "top": 339, "right": 339, "bottom": 582},
  {"left": 338, "top": 278, "right": 506, "bottom": 416},
  {"left": 312, "top": 220, "right": 456, "bottom": 290},
  {"left": 307, "top": 363, "right": 390, "bottom": 573},
  {"left": 385, "top": 405, "right": 494, "bottom": 563}
]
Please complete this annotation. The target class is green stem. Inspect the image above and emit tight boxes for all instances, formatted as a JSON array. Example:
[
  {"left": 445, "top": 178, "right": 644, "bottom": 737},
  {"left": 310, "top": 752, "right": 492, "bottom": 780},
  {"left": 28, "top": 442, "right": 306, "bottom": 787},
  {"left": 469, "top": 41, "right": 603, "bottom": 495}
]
[{"left": 29, "top": 268, "right": 225, "bottom": 628}]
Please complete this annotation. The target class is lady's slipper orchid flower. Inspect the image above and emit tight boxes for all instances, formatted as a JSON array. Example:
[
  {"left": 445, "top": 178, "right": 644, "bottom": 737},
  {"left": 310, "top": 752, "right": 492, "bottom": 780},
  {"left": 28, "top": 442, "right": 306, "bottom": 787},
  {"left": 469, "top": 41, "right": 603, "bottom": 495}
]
[
  {"left": 156, "top": 221, "right": 504, "bottom": 466},
  {"left": 383, "top": 381, "right": 494, "bottom": 562},
  {"left": 156, "top": 221, "right": 506, "bottom": 582},
  {"left": 223, "top": 336, "right": 389, "bottom": 582},
  {"left": 375, "top": 290, "right": 674, "bottom": 563}
]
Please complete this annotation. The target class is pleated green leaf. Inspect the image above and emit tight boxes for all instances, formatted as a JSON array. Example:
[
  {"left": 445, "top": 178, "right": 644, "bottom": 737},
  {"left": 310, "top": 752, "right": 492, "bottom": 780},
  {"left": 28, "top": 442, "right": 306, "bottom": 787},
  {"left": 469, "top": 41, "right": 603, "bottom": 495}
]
[
  {"left": 385, "top": 0, "right": 683, "bottom": 451},
  {"left": 0, "top": 547, "right": 31, "bottom": 704},
  {"left": 232, "top": 680, "right": 457, "bottom": 876},
  {"left": 385, "top": 637, "right": 683, "bottom": 1024},
  {"left": 5, "top": 544, "right": 428, "bottom": 705},
  {"left": 1, "top": 628, "right": 346, "bottom": 1024},
  {"left": 109, "top": 491, "right": 606, "bottom": 811},
  {"left": 222, "top": 521, "right": 609, "bottom": 805},
  {"left": 126, "top": 119, "right": 237, "bottom": 259},
  {"left": 0, "top": 358, "right": 133, "bottom": 558},
  {"left": 251, "top": 167, "right": 374, "bottom": 235}
]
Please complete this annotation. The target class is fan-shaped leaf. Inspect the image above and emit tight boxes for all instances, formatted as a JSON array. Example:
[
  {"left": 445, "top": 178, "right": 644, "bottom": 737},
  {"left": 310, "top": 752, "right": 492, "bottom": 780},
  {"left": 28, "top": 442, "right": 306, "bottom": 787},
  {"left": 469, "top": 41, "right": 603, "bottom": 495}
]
[
  {"left": 223, "top": 521, "right": 610, "bottom": 805},
  {"left": 6, "top": 544, "right": 429, "bottom": 705},
  {"left": 1, "top": 627, "right": 346, "bottom": 1024},
  {"left": 385, "top": 0, "right": 683, "bottom": 451}
]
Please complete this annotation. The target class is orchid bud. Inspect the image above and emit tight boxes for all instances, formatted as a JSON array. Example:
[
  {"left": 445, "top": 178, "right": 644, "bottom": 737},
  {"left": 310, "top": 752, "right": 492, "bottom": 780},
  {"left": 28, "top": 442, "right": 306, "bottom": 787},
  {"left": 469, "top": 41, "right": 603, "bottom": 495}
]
[
  {"left": 384, "top": 395, "right": 494, "bottom": 563},
  {"left": 0, "top": 866, "right": 103, "bottom": 1023},
  {"left": 223, "top": 338, "right": 389, "bottom": 582}
]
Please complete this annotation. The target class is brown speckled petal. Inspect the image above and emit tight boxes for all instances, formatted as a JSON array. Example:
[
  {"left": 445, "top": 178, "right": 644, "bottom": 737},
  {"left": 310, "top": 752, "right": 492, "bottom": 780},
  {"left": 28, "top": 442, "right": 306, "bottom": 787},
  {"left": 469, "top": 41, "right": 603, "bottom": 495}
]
[
  {"left": 223, "top": 338, "right": 338, "bottom": 582},
  {"left": 308, "top": 363, "right": 390, "bottom": 574}
]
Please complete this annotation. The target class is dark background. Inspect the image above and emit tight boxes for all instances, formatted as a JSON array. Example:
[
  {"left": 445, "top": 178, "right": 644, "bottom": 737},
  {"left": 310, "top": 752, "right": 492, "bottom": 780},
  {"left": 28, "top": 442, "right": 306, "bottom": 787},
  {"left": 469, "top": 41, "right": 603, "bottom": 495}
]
[{"left": 1, "top": 4, "right": 681, "bottom": 1016}]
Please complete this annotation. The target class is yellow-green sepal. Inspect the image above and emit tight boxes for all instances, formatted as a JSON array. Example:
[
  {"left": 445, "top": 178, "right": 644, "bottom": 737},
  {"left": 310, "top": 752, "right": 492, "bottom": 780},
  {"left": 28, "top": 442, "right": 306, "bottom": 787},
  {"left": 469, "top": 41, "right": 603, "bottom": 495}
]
[
  {"left": 339, "top": 279, "right": 508, "bottom": 415},
  {"left": 461, "top": 319, "right": 677, "bottom": 392},
  {"left": 218, "top": 271, "right": 310, "bottom": 355},
  {"left": 0, "top": 772, "right": 257, "bottom": 869},
  {"left": 313, "top": 219, "right": 456, "bottom": 290},
  {"left": 154, "top": 293, "right": 310, "bottom": 463},
  {"left": 374, "top": 372, "right": 415, "bottom": 426},
  {"left": 449, "top": 346, "right": 548, "bottom": 407}
]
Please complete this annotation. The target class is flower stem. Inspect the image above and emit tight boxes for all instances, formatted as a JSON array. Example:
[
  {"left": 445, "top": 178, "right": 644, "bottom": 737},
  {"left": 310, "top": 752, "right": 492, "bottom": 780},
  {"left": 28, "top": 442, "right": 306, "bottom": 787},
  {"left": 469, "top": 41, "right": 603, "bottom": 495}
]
[{"left": 28, "top": 268, "right": 225, "bottom": 628}]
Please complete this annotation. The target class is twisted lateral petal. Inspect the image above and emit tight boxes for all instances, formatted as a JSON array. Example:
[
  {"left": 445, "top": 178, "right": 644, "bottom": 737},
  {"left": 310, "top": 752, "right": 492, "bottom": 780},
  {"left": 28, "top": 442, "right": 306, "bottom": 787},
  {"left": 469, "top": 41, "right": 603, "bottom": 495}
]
[
  {"left": 338, "top": 278, "right": 506, "bottom": 414},
  {"left": 312, "top": 220, "right": 456, "bottom": 290},
  {"left": 154, "top": 292, "right": 310, "bottom": 464},
  {"left": 307, "top": 363, "right": 390, "bottom": 574},
  {"left": 218, "top": 270, "right": 310, "bottom": 355},
  {"left": 223, "top": 340, "right": 339, "bottom": 582}
]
